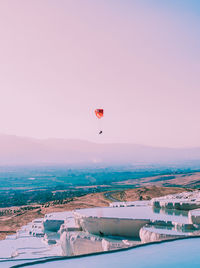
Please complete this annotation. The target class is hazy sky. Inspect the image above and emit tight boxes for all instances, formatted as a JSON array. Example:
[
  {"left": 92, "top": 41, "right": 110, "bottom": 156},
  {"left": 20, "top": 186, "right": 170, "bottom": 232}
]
[{"left": 0, "top": 0, "right": 199, "bottom": 147}]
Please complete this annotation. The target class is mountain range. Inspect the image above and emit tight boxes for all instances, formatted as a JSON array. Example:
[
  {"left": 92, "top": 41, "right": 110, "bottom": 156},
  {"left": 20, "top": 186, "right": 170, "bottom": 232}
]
[{"left": 0, "top": 134, "right": 200, "bottom": 165}]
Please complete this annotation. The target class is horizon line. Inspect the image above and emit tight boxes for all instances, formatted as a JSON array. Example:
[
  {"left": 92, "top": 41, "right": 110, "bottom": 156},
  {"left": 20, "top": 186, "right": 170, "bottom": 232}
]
[{"left": 0, "top": 133, "right": 200, "bottom": 150}]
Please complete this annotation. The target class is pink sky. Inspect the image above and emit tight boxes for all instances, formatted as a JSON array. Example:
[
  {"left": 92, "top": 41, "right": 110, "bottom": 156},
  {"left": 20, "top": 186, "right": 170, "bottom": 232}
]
[{"left": 0, "top": 1, "right": 199, "bottom": 147}]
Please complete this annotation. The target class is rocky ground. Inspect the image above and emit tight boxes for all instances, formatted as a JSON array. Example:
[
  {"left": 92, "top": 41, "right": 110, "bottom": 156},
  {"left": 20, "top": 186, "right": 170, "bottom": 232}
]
[
  {"left": 0, "top": 192, "right": 109, "bottom": 240},
  {"left": 108, "top": 186, "right": 188, "bottom": 202}
]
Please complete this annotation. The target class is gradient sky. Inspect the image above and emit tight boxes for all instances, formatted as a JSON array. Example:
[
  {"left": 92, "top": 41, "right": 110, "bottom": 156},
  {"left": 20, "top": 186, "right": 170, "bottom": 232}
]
[{"left": 0, "top": 0, "right": 200, "bottom": 147}]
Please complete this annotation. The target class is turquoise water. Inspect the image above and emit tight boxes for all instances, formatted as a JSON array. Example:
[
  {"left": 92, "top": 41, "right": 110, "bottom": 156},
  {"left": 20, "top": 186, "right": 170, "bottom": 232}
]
[
  {"left": 22, "top": 238, "right": 200, "bottom": 268},
  {"left": 75, "top": 206, "right": 189, "bottom": 224}
]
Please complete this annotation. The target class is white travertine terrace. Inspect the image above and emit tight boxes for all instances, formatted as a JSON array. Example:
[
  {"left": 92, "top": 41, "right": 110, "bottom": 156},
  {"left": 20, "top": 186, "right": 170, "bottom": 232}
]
[
  {"left": 43, "top": 211, "right": 74, "bottom": 232},
  {"left": 110, "top": 200, "right": 150, "bottom": 207},
  {"left": 2, "top": 190, "right": 200, "bottom": 267},
  {"left": 73, "top": 205, "right": 190, "bottom": 238},
  {"left": 151, "top": 190, "right": 200, "bottom": 210},
  {"left": 189, "top": 208, "right": 200, "bottom": 224},
  {"left": 0, "top": 222, "right": 61, "bottom": 260},
  {"left": 59, "top": 221, "right": 82, "bottom": 234},
  {"left": 139, "top": 225, "right": 192, "bottom": 243},
  {"left": 60, "top": 231, "right": 103, "bottom": 256},
  {"left": 60, "top": 231, "right": 138, "bottom": 256}
]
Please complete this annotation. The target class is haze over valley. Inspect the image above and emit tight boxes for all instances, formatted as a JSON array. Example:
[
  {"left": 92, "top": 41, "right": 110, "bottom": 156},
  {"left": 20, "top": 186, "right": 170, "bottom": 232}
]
[{"left": 0, "top": 134, "right": 200, "bottom": 165}]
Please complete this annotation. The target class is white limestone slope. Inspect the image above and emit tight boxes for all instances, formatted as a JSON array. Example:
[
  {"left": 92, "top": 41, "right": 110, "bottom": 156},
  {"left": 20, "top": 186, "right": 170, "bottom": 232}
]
[
  {"left": 60, "top": 231, "right": 138, "bottom": 256},
  {"left": 110, "top": 200, "right": 150, "bottom": 207},
  {"left": 2, "top": 190, "right": 200, "bottom": 267},
  {"left": 73, "top": 205, "right": 190, "bottom": 238},
  {"left": 189, "top": 208, "right": 200, "bottom": 224},
  {"left": 139, "top": 225, "right": 192, "bottom": 243},
  {"left": 43, "top": 211, "right": 74, "bottom": 232},
  {"left": 151, "top": 190, "right": 200, "bottom": 210}
]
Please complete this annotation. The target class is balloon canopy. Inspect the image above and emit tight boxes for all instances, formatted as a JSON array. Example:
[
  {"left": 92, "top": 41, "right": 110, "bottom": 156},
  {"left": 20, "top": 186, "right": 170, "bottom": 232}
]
[{"left": 95, "top": 109, "right": 104, "bottom": 119}]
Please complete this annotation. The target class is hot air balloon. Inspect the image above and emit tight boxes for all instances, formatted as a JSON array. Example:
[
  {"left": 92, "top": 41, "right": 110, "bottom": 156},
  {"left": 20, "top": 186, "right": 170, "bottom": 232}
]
[
  {"left": 95, "top": 109, "right": 104, "bottom": 134},
  {"left": 95, "top": 109, "right": 104, "bottom": 119}
]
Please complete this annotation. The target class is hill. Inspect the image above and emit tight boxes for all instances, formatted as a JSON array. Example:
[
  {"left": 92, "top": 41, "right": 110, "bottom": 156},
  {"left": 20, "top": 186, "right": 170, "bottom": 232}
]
[{"left": 0, "top": 134, "right": 200, "bottom": 165}]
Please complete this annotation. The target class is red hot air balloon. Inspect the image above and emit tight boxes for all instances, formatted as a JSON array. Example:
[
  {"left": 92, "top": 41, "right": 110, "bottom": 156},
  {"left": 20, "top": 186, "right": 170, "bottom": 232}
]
[
  {"left": 95, "top": 109, "right": 104, "bottom": 119},
  {"left": 95, "top": 109, "right": 104, "bottom": 134}
]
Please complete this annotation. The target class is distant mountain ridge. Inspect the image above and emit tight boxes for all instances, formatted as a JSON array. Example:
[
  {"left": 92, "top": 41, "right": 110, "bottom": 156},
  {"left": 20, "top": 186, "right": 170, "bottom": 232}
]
[{"left": 0, "top": 134, "right": 200, "bottom": 165}]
